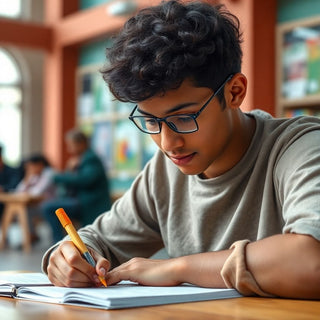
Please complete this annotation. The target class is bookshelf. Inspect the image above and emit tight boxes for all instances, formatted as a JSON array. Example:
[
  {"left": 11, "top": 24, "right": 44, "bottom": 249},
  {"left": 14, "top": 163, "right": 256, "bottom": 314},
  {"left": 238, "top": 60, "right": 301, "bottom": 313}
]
[
  {"left": 276, "top": 15, "right": 320, "bottom": 118},
  {"left": 76, "top": 64, "right": 157, "bottom": 198}
]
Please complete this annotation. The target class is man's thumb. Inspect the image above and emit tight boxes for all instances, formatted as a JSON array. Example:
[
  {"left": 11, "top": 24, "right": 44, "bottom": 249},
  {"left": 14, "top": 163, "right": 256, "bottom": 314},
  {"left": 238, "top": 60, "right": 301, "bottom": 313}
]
[{"left": 93, "top": 251, "right": 110, "bottom": 276}]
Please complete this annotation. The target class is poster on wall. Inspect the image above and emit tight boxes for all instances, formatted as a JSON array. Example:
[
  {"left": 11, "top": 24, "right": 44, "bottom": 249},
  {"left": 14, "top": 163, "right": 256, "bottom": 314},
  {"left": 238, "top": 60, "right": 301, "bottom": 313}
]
[
  {"left": 78, "top": 73, "right": 94, "bottom": 118},
  {"left": 91, "top": 122, "right": 113, "bottom": 171},
  {"left": 115, "top": 100, "right": 135, "bottom": 116},
  {"left": 282, "top": 39, "right": 308, "bottom": 99},
  {"left": 93, "top": 73, "right": 113, "bottom": 116},
  {"left": 306, "top": 36, "right": 320, "bottom": 95},
  {"left": 114, "top": 120, "right": 140, "bottom": 172},
  {"left": 142, "top": 134, "right": 158, "bottom": 167},
  {"left": 282, "top": 25, "right": 320, "bottom": 99}
]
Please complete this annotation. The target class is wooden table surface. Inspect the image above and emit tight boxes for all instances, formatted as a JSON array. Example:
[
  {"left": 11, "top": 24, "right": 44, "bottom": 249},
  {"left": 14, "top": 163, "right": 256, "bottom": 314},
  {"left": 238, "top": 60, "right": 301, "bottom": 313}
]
[{"left": 0, "top": 295, "right": 319, "bottom": 320}]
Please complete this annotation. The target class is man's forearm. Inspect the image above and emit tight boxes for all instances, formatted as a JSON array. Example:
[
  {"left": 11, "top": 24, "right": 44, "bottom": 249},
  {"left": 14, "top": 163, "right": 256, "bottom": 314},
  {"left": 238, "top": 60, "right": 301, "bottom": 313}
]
[
  {"left": 178, "top": 233, "right": 320, "bottom": 299},
  {"left": 177, "top": 250, "right": 230, "bottom": 288},
  {"left": 246, "top": 233, "right": 320, "bottom": 299}
]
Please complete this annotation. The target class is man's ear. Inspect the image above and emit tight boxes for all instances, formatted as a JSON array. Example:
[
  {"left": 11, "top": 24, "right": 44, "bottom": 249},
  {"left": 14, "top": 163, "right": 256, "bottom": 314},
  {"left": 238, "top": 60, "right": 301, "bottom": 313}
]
[{"left": 225, "top": 73, "right": 247, "bottom": 109}]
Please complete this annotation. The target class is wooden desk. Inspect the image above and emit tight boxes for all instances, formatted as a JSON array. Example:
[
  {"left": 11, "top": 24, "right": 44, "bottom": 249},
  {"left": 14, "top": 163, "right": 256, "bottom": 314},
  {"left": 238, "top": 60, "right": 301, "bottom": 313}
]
[
  {"left": 0, "top": 192, "right": 42, "bottom": 252},
  {"left": 0, "top": 295, "right": 319, "bottom": 320}
]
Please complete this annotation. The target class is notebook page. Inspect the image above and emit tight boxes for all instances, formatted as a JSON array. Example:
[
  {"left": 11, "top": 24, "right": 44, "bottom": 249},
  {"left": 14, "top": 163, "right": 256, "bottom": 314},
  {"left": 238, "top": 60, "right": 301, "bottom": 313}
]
[
  {"left": 17, "top": 281, "right": 241, "bottom": 309},
  {"left": 0, "top": 273, "right": 52, "bottom": 287}
]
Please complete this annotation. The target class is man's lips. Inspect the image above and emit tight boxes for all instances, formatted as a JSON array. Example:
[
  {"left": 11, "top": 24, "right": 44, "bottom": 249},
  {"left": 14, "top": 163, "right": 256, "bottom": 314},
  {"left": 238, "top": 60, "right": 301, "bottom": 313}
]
[{"left": 168, "top": 153, "right": 196, "bottom": 166}]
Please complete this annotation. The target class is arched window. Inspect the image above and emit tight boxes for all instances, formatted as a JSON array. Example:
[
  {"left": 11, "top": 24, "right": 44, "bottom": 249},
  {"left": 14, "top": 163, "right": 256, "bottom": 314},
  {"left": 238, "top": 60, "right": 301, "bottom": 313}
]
[
  {"left": 0, "top": 49, "right": 22, "bottom": 165},
  {"left": 0, "top": 0, "right": 21, "bottom": 18}
]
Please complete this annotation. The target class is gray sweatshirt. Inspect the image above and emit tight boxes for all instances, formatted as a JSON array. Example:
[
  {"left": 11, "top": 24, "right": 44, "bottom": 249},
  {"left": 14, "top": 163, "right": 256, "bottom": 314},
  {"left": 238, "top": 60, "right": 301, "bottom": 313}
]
[{"left": 42, "top": 110, "right": 320, "bottom": 271}]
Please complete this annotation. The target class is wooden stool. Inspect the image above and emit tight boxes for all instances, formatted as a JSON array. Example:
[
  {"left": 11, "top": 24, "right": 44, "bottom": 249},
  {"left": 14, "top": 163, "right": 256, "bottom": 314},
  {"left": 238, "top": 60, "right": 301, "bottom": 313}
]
[{"left": 0, "top": 193, "right": 41, "bottom": 253}]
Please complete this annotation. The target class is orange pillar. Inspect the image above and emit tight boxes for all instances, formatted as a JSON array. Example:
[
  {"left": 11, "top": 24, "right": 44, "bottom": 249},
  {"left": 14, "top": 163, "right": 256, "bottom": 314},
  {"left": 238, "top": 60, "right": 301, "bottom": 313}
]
[
  {"left": 252, "top": 0, "right": 276, "bottom": 115},
  {"left": 43, "top": 0, "right": 78, "bottom": 169},
  {"left": 223, "top": 0, "right": 276, "bottom": 115}
]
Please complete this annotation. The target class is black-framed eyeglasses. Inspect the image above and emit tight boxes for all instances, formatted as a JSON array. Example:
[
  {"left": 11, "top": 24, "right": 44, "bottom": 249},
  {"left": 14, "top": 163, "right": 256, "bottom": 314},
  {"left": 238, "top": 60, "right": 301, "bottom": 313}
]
[{"left": 128, "top": 74, "right": 234, "bottom": 134}]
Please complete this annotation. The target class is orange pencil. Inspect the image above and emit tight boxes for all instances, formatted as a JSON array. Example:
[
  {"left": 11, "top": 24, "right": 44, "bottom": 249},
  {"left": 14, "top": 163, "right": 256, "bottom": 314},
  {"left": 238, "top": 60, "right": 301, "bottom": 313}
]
[{"left": 55, "top": 208, "right": 107, "bottom": 287}]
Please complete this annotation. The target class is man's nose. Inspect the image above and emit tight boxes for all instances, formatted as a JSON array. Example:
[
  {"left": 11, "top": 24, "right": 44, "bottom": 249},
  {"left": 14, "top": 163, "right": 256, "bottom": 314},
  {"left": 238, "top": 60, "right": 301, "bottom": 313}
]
[{"left": 159, "top": 122, "right": 184, "bottom": 152}]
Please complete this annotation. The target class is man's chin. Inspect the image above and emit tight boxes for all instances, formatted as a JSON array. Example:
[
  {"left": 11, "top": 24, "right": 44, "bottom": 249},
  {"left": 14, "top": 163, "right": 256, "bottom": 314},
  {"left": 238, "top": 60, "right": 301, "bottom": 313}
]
[{"left": 176, "top": 166, "right": 203, "bottom": 176}]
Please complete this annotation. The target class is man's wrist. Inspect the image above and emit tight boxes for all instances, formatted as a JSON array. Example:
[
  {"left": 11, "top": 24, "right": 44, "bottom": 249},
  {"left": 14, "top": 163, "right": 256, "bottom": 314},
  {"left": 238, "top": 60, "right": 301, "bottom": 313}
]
[{"left": 169, "top": 255, "right": 196, "bottom": 285}]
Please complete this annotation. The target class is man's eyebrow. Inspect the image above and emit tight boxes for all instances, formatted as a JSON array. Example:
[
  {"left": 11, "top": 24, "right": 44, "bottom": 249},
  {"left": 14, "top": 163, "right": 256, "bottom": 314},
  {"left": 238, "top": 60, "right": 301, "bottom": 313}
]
[{"left": 137, "top": 102, "right": 198, "bottom": 117}]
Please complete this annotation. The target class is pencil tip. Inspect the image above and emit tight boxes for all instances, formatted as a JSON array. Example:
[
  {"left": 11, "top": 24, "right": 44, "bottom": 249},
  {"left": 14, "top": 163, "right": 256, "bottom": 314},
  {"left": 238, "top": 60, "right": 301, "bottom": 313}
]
[{"left": 99, "top": 276, "right": 107, "bottom": 287}]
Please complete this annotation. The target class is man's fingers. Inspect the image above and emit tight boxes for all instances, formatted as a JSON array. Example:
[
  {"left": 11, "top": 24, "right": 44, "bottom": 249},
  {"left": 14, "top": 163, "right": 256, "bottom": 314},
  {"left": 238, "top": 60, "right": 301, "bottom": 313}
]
[
  {"left": 105, "top": 268, "right": 126, "bottom": 285},
  {"left": 106, "top": 258, "right": 147, "bottom": 285},
  {"left": 90, "top": 249, "right": 110, "bottom": 286},
  {"left": 47, "top": 241, "right": 98, "bottom": 287},
  {"left": 105, "top": 258, "right": 182, "bottom": 287},
  {"left": 61, "top": 242, "right": 94, "bottom": 272},
  {"left": 91, "top": 250, "right": 110, "bottom": 274}
]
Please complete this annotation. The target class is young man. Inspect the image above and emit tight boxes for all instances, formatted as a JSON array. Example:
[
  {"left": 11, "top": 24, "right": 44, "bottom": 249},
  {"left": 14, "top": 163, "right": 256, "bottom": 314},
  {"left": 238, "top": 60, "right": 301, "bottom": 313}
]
[{"left": 42, "top": 1, "right": 320, "bottom": 299}]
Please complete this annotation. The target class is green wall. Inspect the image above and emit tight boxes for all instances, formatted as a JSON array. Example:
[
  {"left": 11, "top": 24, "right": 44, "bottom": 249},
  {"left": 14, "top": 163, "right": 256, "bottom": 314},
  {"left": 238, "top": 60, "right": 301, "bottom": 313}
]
[
  {"left": 278, "top": 0, "right": 320, "bottom": 23},
  {"left": 81, "top": 1, "right": 320, "bottom": 28},
  {"left": 79, "top": 40, "right": 111, "bottom": 66},
  {"left": 80, "top": 0, "right": 112, "bottom": 10}
]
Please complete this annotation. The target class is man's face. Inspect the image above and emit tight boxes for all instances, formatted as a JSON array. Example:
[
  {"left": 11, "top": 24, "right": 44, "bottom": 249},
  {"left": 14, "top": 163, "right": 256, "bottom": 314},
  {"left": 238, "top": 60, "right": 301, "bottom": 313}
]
[
  {"left": 137, "top": 79, "right": 240, "bottom": 178},
  {"left": 65, "top": 139, "right": 85, "bottom": 156},
  {"left": 25, "top": 162, "right": 43, "bottom": 175}
]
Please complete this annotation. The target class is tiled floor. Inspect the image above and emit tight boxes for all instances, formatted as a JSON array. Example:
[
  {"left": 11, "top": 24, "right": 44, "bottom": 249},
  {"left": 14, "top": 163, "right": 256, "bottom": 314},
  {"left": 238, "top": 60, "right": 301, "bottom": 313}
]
[{"left": 0, "top": 222, "right": 52, "bottom": 272}]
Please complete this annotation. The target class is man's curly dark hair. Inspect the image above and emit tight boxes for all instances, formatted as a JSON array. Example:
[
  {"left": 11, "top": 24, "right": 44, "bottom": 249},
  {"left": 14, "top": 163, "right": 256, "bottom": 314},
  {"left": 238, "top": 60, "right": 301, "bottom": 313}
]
[{"left": 101, "top": 0, "right": 243, "bottom": 104}]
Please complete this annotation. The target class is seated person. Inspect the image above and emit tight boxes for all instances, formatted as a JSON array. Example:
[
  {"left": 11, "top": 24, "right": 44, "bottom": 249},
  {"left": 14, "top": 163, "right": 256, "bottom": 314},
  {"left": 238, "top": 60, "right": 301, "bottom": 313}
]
[
  {"left": 42, "top": 129, "right": 111, "bottom": 243},
  {"left": 16, "top": 154, "right": 55, "bottom": 199},
  {"left": 15, "top": 153, "right": 55, "bottom": 242},
  {"left": 42, "top": 1, "right": 320, "bottom": 299},
  {"left": 0, "top": 144, "right": 21, "bottom": 216}
]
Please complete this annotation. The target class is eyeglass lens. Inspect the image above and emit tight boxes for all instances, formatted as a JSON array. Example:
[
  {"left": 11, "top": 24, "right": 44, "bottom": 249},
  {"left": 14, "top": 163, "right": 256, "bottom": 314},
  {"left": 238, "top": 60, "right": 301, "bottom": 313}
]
[{"left": 135, "top": 114, "right": 197, "bottom": 133}]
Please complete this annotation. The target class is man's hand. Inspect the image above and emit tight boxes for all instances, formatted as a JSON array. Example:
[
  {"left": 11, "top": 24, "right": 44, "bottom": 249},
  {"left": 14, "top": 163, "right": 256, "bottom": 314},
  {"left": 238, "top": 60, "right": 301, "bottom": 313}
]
[
  {"left": 65, "top": 156, "right": 80, "bottom": 171},
  {"left": 47, "top": 241, "right": 110, "bottom": 287},
  {"left": 106, "top": 257, "right": 184, "bottom": 286}
]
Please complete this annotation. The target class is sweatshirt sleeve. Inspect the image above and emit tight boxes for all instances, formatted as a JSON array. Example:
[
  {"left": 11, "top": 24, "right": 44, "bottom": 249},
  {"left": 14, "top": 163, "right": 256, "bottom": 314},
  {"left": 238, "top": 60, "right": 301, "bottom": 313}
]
[{"left": 275, "top": 130, "right": 320, "bottom": 241}]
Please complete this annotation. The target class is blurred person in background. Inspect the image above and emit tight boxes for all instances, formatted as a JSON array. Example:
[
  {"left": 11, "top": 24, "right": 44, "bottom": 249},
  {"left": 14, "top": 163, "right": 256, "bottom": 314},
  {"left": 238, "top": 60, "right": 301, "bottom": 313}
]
[
  {"left": 41, "top": 129, "right": 111, "bottom": 243},
  {"left": 0, "top": 144, "right": 21, "bottom": 216},
  {"left": 15, "top": 153, "right": 56, "bottom": 243}
]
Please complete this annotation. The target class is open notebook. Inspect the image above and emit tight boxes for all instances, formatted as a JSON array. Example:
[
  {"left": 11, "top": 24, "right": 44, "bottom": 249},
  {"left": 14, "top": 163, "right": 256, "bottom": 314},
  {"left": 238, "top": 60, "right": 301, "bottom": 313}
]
[
  {"left": 0, "top": 273, "right": 242, "bottom": 309},
  {"left": 0, "top": 272, "right": 52, "bottom": 297}
]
